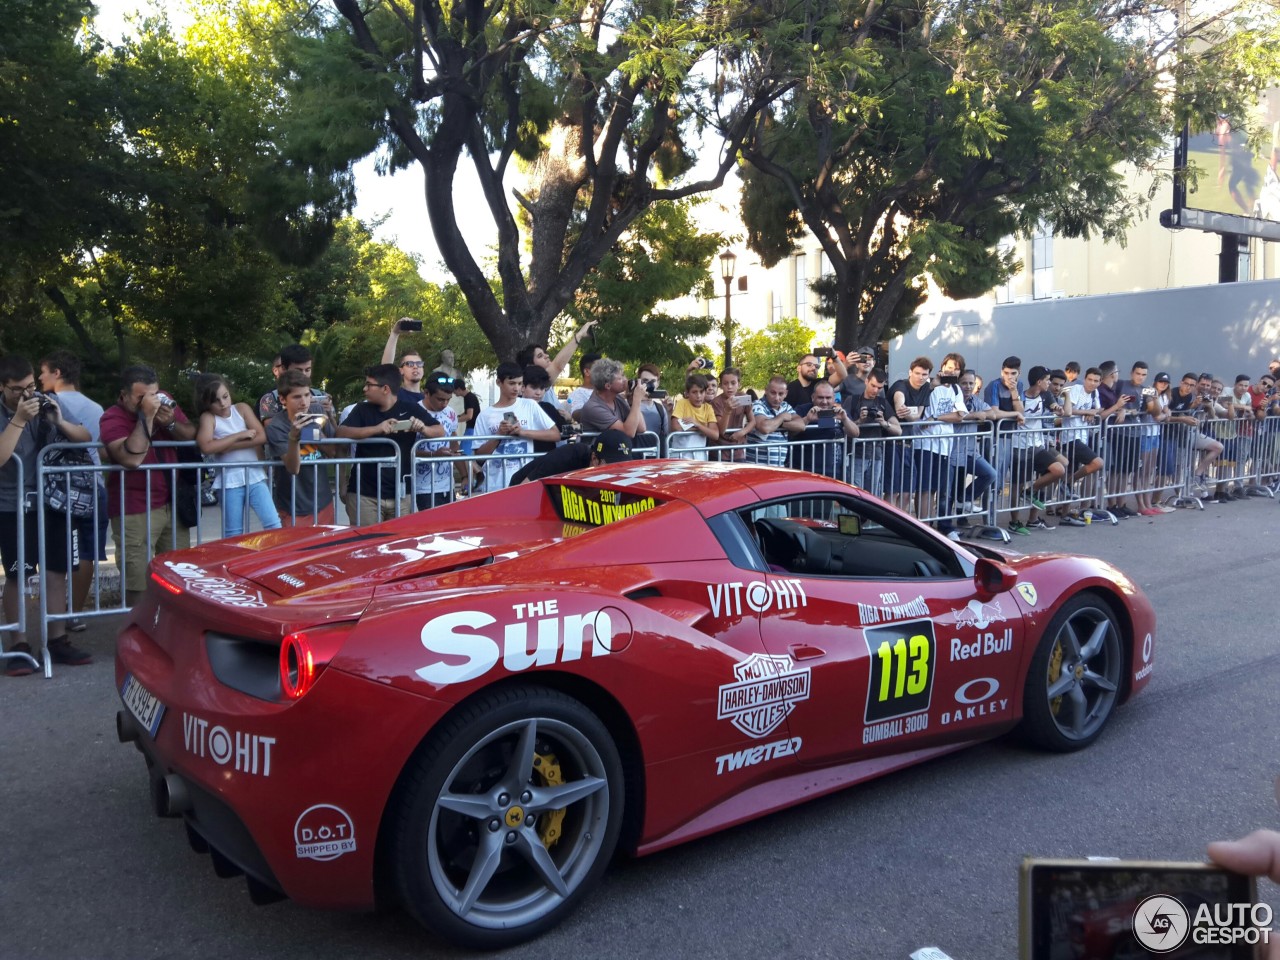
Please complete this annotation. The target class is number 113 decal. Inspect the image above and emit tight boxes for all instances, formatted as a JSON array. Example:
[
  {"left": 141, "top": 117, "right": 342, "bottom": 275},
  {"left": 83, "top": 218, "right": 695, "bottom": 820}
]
[{"left": 863, "top": 619, "right": 935, "bottom": 724}]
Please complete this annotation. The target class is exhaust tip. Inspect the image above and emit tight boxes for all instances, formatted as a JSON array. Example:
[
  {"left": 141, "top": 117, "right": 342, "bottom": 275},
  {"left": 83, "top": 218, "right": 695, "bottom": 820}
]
[
  {"left": 150, "top": 773, "right": 191, "bottom": 818},
  {"left": 116, "top": 710, "right": 139, "bottom": 744}
]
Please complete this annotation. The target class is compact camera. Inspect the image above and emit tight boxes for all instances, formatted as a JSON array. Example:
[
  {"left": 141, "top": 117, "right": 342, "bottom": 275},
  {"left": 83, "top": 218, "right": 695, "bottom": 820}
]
[{"left": 157, "top": 394, "right": 177, "bottom": 409}]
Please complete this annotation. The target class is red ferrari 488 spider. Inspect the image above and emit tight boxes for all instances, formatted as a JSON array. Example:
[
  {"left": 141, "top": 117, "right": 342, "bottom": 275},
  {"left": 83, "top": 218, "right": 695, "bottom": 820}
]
[{"left": 116, "top": 461, "right": 1154, "bottom": 947}]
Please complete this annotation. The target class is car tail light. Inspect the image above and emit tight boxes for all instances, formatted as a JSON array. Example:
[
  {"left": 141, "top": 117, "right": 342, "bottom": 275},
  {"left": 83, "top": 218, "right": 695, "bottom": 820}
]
[
  {"left": 279, "top": 625, "right": 351, "bottom": 700},
  {"left": 151, "top": 571, "right": 182, "bottom": 595}
]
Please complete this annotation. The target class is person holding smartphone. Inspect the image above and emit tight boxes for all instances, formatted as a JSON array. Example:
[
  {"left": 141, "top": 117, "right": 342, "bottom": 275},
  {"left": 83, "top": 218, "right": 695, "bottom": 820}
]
[
  {"left": 266, "top": 369, "right": 336, "bottom": 526},
  {"left": 473, "top": 362, "right": 560, "bottom": 492},
  {"left": 337, "top": 364, "right": 444, "bottom": 526},
  {"left": 791, "top": 381, "right": 858, "bottom": 479}
]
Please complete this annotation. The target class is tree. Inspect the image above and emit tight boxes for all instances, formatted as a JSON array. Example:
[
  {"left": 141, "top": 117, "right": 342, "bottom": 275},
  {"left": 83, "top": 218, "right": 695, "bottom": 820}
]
[
  {"left": 733, "top": 317, "right": 817, "bottom": 393},
  {"left": 731, "top": 0, "right": 1280, "bottom": 347},
  {"left": 310, "top": 0, "right": 794, "bottom": 362},
  {"left": 0, "top": 0, "right": 123, "bottom": 345}
]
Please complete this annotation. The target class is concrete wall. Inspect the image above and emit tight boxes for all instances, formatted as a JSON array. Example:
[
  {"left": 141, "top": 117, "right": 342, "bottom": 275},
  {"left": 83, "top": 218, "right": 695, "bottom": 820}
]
[{"left": 891, "top": 278, "right": 1280, "bottom": 383}]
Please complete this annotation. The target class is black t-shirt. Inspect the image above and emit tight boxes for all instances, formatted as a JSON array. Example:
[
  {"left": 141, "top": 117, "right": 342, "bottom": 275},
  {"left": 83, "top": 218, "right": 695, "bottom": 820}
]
[
  {"left": 786, "top": 378, "right": 830, "bottom": 409},
  {"left": 843, "top": 392, "right": 894, "bottom": 439},
  {"left": 460, "top": 391, "right": 481, "bottom": 428},
  {"left": 534, "top": 401, "right": 569, "bottom": 454},
  {"left": 342, "top": 400, "right": 439, "bottom": 498},
  {"left": 509, "top": 442, "right": 592, "bottom": 485},
  {"left": 397, "top": 387, "right": 424, "bottom": 406},
  {"left": 1166, "top": 387, "right": 1198, "bottom": 440},
  {"left": 890, "top": 379, "right": 932, "bottom": 433}
]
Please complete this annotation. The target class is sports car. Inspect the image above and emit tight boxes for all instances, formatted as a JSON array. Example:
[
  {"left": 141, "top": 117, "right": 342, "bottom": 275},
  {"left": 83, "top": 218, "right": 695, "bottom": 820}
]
[{"left": 115, "top": 460, "right": 1155, "bottom": 948}]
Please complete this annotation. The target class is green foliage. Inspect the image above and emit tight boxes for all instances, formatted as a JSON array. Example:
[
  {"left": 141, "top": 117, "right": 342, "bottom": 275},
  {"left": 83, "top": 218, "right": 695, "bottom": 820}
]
[
  {"left": 319, "top": 0, "right": 790, "bottom": 361},
  {"left": 731, "top": 0, "right": 1280, "bottom": 347},
  {"left": 733, "top": 317, "right": 817, "bottom": 395}
]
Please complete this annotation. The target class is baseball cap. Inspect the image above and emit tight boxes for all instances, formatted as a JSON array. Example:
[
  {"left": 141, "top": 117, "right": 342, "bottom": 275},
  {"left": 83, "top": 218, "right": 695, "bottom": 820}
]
[
  {"left": 1154, "top": 372, "right": 1170, "bottom": 384},
  {"left": 854, "top": 345, "right": 875, "bottom": 357},
  {"left": 591, "top": 429, "right": 635, "bottom": 465}
]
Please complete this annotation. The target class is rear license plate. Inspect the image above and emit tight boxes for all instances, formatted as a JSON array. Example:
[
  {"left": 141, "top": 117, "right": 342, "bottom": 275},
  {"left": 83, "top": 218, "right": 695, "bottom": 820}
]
[{"left": 121, "top": 673, "right": 166, "bottom": 739}]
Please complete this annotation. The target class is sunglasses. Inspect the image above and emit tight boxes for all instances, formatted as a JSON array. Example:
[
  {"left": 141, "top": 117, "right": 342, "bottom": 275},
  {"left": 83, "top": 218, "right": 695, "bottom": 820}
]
[{"left": 400, "top": 360, "right": 425, "bottom": 368}]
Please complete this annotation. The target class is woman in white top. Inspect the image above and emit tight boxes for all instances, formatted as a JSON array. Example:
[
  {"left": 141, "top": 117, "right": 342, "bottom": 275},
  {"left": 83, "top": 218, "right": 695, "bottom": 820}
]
[{"left": 195, "top": 374, "right": 281, "bottom": 538}]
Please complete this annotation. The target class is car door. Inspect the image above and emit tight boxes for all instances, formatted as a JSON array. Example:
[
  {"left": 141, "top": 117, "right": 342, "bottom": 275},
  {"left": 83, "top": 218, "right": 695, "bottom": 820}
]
[{"left": 745, "top": 495, "right": 1026, "bottom": 767}]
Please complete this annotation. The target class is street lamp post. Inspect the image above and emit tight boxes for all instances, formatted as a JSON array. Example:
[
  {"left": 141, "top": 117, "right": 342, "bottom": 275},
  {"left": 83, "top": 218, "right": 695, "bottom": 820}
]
[{"left": 719, "top": 250, "right": 737, "bottom": 370}]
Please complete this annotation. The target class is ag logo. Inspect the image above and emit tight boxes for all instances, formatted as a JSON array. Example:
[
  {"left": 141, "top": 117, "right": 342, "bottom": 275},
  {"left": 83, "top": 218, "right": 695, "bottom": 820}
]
[
  {"left": 1015, "top": 582, "right": 1038, "bottom": 606},
  {"left": 1131, "top": 895, "right": 1189, "bottom": 953},
  {"left": 717, "top": 654, "right": 811, "bottom": 739}
]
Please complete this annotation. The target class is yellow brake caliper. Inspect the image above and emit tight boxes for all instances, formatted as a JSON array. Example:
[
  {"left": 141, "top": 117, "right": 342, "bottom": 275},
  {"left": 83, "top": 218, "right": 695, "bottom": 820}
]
[
  {"left": 532, "top": 751, "right": 566, "bottom": 849},
  {"left": 1048, "top": 640, "right": 1065, "bottom": 715}
]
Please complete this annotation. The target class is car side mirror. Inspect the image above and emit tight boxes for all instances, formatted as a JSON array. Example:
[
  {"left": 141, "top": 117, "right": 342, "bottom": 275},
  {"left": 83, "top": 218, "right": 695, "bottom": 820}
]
[{"left": 974, "top": 557, "right": 1017, "bottom": 599}]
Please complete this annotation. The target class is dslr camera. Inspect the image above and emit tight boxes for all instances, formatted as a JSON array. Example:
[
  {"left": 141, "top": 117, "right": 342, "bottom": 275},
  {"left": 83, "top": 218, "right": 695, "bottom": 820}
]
[{"left": 559, "top": 422, "right": 582, "bottom": 441}]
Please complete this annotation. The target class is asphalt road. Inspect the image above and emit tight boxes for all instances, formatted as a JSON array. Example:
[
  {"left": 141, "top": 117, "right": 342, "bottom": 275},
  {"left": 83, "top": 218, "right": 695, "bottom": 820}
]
[{"left": 4, "top": 495, "right": 1279, "bottom": 960}]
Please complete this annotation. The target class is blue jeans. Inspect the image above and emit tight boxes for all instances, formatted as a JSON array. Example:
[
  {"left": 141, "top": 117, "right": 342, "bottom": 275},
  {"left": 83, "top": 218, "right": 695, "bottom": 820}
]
[{"left": 220, "top": 481, "right": 282, "bottom": 538}]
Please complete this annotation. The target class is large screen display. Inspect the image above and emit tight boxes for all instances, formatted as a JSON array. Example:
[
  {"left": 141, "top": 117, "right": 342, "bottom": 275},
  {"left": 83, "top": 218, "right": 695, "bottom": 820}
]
[{"left": 1183, "top": 88, "right": 1280, "bottom": 231}]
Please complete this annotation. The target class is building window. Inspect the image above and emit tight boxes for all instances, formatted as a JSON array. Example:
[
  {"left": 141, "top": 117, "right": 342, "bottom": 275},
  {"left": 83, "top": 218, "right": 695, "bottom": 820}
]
[
  {"left": 1032, "top": 223, "right": 1053, "bottom": 300},
  {"left": 794, "top": 254, "right": 808, "bottom": 318}
]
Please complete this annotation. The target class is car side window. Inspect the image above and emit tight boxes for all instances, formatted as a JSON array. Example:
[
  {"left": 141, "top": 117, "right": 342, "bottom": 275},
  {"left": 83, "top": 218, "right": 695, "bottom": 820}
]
[{"left": 739, "top": 496, "right": 964, "bottom": 580}]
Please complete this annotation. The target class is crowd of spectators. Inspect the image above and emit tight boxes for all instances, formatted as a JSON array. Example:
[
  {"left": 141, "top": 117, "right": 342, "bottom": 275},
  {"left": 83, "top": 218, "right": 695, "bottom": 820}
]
[{"left": 5, "top": 323, "right": 1280, "bottom": 675}]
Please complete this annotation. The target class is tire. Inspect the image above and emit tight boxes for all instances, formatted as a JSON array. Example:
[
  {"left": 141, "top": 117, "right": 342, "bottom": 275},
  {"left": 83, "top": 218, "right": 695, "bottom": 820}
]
[
  {"left": 1021, "top": 594, "right": 1123, "bottom": 752},
  {"left": 391, "top": 685, "right": 624, "bottom": 949}
]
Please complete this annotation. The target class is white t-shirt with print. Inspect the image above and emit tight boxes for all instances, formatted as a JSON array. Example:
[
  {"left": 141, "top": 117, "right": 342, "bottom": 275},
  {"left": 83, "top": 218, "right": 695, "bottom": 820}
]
[{"left": 475, "top": 398, "right": 555, "bottom": 491}]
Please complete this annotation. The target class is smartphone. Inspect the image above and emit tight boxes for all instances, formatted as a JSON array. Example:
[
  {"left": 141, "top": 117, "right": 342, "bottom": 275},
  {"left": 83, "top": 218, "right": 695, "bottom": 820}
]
[
  {"left": 1019, "top": 857, "right": 1263, "bottom": 960},
  {"left": 733, "top": 394, "right": 753, "bottom": 408},
  {"left": 390, "top": 419, "right": 416, "bottom": 432},
  {"left": 502, "top": 412, "right": 518, "bottom": 425},
  {"left": 399, "top": 318, "right": 423, "bottom": 331}
]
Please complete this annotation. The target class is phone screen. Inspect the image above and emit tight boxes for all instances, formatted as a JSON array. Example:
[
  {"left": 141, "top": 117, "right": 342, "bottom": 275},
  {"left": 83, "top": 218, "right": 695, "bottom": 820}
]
[{"left": 1020, "top": 859, "right": 1261, "bottom": 960}]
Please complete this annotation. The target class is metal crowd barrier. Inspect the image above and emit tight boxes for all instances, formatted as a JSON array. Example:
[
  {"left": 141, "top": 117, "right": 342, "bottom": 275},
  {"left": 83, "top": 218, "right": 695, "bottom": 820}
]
[
  {"left": 0, "top": 456, "right": 41, "bottom": 674},
  {"left": 15, "top": 414, "right": 1280, "bottom": 673}
]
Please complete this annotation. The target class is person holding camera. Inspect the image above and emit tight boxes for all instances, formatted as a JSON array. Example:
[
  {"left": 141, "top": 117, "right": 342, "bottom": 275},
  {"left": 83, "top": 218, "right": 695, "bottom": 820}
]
[
  {"left": 578, "top": 359, "right": 649, "bottom": 439},
  {"left": 256, "top": 344, "right": 335, "bottom": 427},
  {"left": 844, "top": 368, "right": 901, "bottom": 497},
  {"left": 265, "top": 369, "right": 336, "bottom": 526},
  {"left": 336, "top": 364, "right": 444, "bottom": 525},
  {"left": 1, "top": 355, "right": 94, "bottom": 674},
  {"left": 514, "top": 319, "right": 600, "bottom": 383},
  {"left": 839, "top": 346, "right": 876, "bottom": 405},
  {"left": 786, "top": 348, "right": 846, "bottom": 409},
  {"left": 99, "top": 364, "right": 197, "bottom": 607},
  {"left": 630, "top": 364, "right": 670, "bottom": 452}
]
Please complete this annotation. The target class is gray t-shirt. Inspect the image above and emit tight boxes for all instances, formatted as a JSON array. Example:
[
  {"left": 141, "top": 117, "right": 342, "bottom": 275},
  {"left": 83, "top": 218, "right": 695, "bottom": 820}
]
[
  {"left": 265, "top": 417, "right": 334, "bottom": 516},
  {"left": 579, "top": 393, "right": 630, "bottom": 434},
  {"left": 0, "top": 395, "right": 81, "bottom": 510}
]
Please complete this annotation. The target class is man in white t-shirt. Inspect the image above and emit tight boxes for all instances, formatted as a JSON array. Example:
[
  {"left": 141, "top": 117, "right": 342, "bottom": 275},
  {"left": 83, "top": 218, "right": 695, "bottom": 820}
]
[
  {"left": 1061, "top": 366, "right": 1119, "bottom": 485},
  {"left": 474, "top": 362, "right": 560, "bottom": 491}
]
